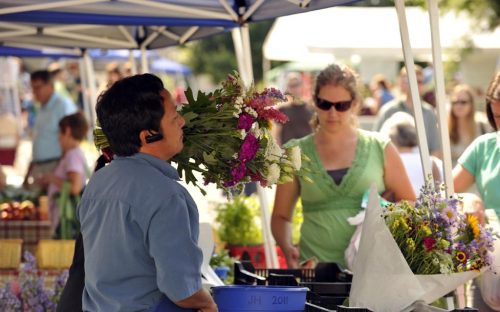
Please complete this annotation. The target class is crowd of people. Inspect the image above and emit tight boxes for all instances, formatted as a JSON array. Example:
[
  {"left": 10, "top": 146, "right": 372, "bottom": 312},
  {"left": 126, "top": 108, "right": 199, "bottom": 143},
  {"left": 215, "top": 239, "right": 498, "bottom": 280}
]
[{"left": 0, "top": 56, "right": 498, "bottom": 311}]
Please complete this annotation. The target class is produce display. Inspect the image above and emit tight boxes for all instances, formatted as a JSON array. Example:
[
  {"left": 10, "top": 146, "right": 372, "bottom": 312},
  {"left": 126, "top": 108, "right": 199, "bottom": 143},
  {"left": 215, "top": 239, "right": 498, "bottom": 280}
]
[{"left": 0, "top": 186, "right": 39, "bottom": 221}]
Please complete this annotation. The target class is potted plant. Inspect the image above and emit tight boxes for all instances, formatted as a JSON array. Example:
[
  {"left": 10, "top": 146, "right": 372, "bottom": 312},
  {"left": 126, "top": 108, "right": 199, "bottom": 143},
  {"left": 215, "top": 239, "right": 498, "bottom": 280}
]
[{"left": 215, "top": 194, "right": 303, "bottom": 268}]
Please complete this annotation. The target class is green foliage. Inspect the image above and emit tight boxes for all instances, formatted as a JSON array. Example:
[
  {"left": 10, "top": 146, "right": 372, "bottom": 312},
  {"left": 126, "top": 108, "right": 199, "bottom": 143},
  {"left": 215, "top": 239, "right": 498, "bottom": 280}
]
[
  {"left": 215, "top": 195, "right": 263, "bottom": 245},
  {"left": 215, "top": 195, "right": 303, "bottom": 246},
  {"left": 209, "top": 249, "right": 235, "bottom": 283},
  {"left": 185, "top": 21, "right": 273, "bottom": 84},
  {"left": 354, "top": 0, "right": 499, "bottom": 31},
  {"left": 0, "top": 186, "right": 37, "bottom": 203},
  {"left": 436, "top": 0, "right": 499, "bottom": 31}
]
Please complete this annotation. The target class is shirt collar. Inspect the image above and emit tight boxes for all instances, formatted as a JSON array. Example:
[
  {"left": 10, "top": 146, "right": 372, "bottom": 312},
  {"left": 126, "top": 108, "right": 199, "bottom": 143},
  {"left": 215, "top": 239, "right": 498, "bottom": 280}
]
[
  {"left": 121, "top": 153, "right": 180, "bottom": 181},
  {"left": 42, "top": 93, "right": 57, "bottom": 109}
]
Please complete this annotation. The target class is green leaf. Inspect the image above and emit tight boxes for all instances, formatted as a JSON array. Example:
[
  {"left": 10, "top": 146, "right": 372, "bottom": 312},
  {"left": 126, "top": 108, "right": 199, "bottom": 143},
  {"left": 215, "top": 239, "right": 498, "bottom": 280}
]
[
  {"left": 203, "top": 151, "right": 218, "bottom": 165},
  {"left": 182, "top": 112, "right": 198, "bottom": 124}
]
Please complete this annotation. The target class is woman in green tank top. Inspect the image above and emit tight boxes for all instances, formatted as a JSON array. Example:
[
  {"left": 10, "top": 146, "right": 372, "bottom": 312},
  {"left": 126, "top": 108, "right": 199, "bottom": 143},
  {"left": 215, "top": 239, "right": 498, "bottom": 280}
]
[{"left": 271, "top": 64, "right": 416, "bottom": 269}]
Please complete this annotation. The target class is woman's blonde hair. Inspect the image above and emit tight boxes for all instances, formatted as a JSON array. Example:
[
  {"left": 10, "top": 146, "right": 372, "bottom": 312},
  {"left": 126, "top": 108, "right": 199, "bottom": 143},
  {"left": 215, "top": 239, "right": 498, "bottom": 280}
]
[
  {"left": 448, "top": 84, "right": 476, "bottom": 144},
  {"left": 310, "top": 63, "right": 361, "bottom": 129}
]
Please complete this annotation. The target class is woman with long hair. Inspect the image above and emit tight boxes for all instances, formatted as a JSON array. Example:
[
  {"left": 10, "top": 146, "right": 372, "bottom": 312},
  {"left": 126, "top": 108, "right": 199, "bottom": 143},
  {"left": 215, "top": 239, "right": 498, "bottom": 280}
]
[
  {"left": 448, "top": 84, "right": 491, "bottom": 164},
  {"left": 271, "top": 63, "right": 415, "bottom": 269}
]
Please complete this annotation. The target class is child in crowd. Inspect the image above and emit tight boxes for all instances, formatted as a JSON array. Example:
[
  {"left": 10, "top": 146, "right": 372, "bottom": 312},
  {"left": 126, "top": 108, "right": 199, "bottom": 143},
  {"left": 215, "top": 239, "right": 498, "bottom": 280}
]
[{"left": 37, "top": 112, "right": 89, "bottom": 235}]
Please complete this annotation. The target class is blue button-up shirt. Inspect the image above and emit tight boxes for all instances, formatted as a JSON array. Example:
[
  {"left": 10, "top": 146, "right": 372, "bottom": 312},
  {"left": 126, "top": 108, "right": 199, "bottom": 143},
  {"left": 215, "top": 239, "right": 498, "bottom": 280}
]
[
  {"left": 32, "top": 92, "right": 77, "bottom": 161},
  {"left": 78, "top": 153, "right": 203, "bottom": 311}
]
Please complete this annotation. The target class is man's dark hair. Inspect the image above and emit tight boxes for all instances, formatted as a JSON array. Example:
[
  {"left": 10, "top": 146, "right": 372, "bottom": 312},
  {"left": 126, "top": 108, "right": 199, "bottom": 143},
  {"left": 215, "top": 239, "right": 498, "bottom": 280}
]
[
  {"left": 30, "top": 70, "right": 52, "bottom": 84},
  {"left": 96, "top": 73, "right": 165, "bottom": 156},
  {"left": 59, "top": 112, "right": 89, "bottom": 141}
]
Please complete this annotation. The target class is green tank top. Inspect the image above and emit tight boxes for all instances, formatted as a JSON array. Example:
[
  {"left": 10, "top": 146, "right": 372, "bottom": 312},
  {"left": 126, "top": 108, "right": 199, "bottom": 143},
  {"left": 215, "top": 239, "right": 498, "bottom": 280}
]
[{"left": 285, "top": 130, "right": 390, "bottom": 267}]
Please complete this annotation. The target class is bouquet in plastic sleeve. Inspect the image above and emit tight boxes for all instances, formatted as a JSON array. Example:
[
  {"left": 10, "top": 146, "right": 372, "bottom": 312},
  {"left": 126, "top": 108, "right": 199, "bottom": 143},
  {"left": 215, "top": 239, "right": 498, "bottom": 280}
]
[
  {"left": 349, "top": 184, "right": 496, "bottom": 312},
  {"left": 94, "top": 72, "right": 308, "bottom": 194}
]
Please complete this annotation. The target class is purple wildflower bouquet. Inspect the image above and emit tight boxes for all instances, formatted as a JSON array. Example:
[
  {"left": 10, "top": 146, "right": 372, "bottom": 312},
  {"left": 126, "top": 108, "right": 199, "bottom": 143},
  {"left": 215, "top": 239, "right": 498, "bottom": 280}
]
[
  {"left": 349, "top": 184, "right": 497, "bottom": 311},
  {"left": 0, "top": 252, "right": 68, "bottom": 311},
  {"left": 95, "top": 72, "right": 306, "bottom": 194},
  {"left": 383, "top": 182, "right": 496, "bottom": 274}
]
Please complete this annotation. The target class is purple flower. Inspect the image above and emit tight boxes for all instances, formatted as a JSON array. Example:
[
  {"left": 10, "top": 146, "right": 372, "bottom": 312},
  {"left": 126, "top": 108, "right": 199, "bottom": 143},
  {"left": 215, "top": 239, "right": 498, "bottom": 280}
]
[
  {"left": 238, "top": 133, "right": 259, "bottom": 162},
  {"left": 224, "top": 162, "right": 247, "bottom": 187},
  {"left": 237, "top": 113, "right": 254, "bottom": 131}
]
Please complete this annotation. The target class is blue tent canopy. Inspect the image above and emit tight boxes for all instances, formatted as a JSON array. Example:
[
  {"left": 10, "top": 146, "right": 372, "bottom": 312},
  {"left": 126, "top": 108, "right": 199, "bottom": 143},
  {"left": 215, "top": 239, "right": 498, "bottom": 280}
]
[
  {"left": 0, "top": 45, "right": 81, "bottom": 58},
  {"left": 150, "top": 58, "right": 191, "bottom": 75},
  {"left": 89, "top": 49, "right": 191, "bottom": 75},
  {"left": 0, "top": 0, "right": 359, "bottom": 49}
]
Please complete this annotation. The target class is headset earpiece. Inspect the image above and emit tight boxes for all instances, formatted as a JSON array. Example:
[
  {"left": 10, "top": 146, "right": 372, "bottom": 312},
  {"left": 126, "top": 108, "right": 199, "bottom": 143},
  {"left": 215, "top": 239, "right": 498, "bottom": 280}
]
[{"left": 145, "top": 131, "right": 163, "bottom": 144}]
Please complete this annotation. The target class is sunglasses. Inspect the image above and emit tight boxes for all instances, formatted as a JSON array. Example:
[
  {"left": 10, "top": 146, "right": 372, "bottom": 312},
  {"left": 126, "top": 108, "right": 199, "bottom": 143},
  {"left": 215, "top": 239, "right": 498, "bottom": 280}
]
[
  {"left": 451, "top": 100, "right": 470, "bottom": 106},
  {"left": 315, "top": 97, "right": 353, "bottom": 112}
]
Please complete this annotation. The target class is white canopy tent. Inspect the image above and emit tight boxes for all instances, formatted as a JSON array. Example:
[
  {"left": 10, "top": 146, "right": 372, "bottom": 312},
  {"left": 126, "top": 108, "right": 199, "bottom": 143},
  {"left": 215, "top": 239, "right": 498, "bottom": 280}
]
[
  {"left": 265, "top": 6, "right": 500, "bottom": 61},
  {"left": 264, "top": 6, "right": 500, "bottom": 86}
]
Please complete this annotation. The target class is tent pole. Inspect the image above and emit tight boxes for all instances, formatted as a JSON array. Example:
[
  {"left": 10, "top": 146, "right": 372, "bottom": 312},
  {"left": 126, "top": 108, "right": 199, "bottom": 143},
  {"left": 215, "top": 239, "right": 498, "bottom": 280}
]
[
  {"left": 128, "top": 49, "right": 138, "bottom": 75},
  {"left": 231, "top": 28, "right": 247, "bottom": 84},
  {"left": 233, "top": 26, "right": 279, "bottom": 269},
  {"left": 78, "top": 56, "right": 94, "bottom": 132},
  {"left": 394, "top": 0, "right": 433, "bottom": 183},
  {"left": 427, "top": 0, "right": 454, "bottom": 197},
  {"left": 427, "top": 3, "right": 465, "bottom": 308},
  {"left": 241, "top": 25, "right": 254, "bottom": 82},
  {"left": 140, "top": 47, "right": 149, "bottom": 74},
  {"left": 83, "top": 50, "right": 98, "bottom": 126}
]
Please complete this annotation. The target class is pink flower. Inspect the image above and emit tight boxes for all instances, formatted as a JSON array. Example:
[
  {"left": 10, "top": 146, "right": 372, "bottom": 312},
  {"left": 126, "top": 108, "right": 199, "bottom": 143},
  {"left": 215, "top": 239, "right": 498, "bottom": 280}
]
[
  {"left": 237, "top": 113, "right": 254, "bottom": 131},
  {"left": 9, "top": 280, "right": 21, "bottom": 296},
  {"left": 423, "top": 236, "right": 436, "bottom": 252},
  {"left": 238, "top": 133, "right": 259, "bottom": 162}
]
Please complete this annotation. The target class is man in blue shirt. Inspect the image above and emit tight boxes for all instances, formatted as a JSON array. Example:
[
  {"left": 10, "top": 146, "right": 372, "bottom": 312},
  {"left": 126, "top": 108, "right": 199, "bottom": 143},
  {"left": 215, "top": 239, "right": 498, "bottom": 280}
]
[
  {"left": 77, "top": 74, "right": 217, "bottom": 311},
  {"left": 25, "top": 70, "right": 77, "bottom": 192}
]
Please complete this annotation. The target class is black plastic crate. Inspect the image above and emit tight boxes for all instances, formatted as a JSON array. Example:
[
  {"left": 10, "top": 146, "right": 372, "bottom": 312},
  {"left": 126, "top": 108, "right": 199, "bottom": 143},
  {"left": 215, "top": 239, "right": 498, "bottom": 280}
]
[
  {"left": 233, "top": 261, "right": 352, "bottom": 310},
  {"left": 231, "top": 261, "right": 478, "bottom": 312}
]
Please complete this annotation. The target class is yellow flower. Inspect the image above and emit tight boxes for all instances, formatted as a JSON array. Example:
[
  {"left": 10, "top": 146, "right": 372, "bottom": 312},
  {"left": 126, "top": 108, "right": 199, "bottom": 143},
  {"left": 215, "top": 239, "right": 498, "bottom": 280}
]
[
  {"left": 391, "top": 219, "right": 400, "bottom": 232},
  {"left": 421, "top": 225, "right": 432, "bottom": 236},
  {"left": 400, "top": 218, "right": 409, "bottom": 231},
  {"left": 440, "top": 239, "right": 450, "bottom": 249},
  {"left": 467, "top": 215, "right": 481, "bottom": 239},
  {"left": 406, "top": 238, "right": 415, "bottom": 251},
  {"left": 456, "top": 251, "right": 467, "bottom": 263}
]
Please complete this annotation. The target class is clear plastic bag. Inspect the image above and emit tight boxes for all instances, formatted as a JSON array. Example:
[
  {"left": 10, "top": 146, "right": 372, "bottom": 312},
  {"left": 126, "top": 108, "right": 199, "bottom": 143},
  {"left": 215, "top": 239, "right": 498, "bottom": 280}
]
[{"left": 479, "top": 231, "right": 500, "bottom": 311}]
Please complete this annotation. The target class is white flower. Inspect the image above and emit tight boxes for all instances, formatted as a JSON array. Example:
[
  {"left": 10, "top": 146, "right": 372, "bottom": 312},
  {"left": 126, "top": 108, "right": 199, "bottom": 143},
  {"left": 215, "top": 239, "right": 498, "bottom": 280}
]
[
  {"left": 266, "top": 163, "right": 281, "bottom": 185},
  {"left": 439, "top": 263, "right": 452, "bottom": 274},
  {"left": 244, "top": 106, "right": 258, "bottom": 118},
  {"left": 252, "top": 123, "right": 262, "bottom": 139},
  {"left": 240, "top": 129, "right": 246, "bottom": 139},
  {"left": 265, "top": 137, "right": 283, "bottom": 162},
  {"left": 235, "top": 96, "right": 244, "bottom": 105},
  {"left": 287, "top": 146, "right": 301, "bottom": 170}
]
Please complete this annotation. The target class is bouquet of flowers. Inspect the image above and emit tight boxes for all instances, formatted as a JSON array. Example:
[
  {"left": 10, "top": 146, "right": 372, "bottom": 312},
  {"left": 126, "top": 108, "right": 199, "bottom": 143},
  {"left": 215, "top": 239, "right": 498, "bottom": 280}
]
[
  {"left": 349, "top": 184, "right": 497, "bottom": 312},
  {"left": 0, "top": 252, "right": 68, "bottom": 312},
  {"left": 95, "top": 73, "right": 307, "bottom": 194}
]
